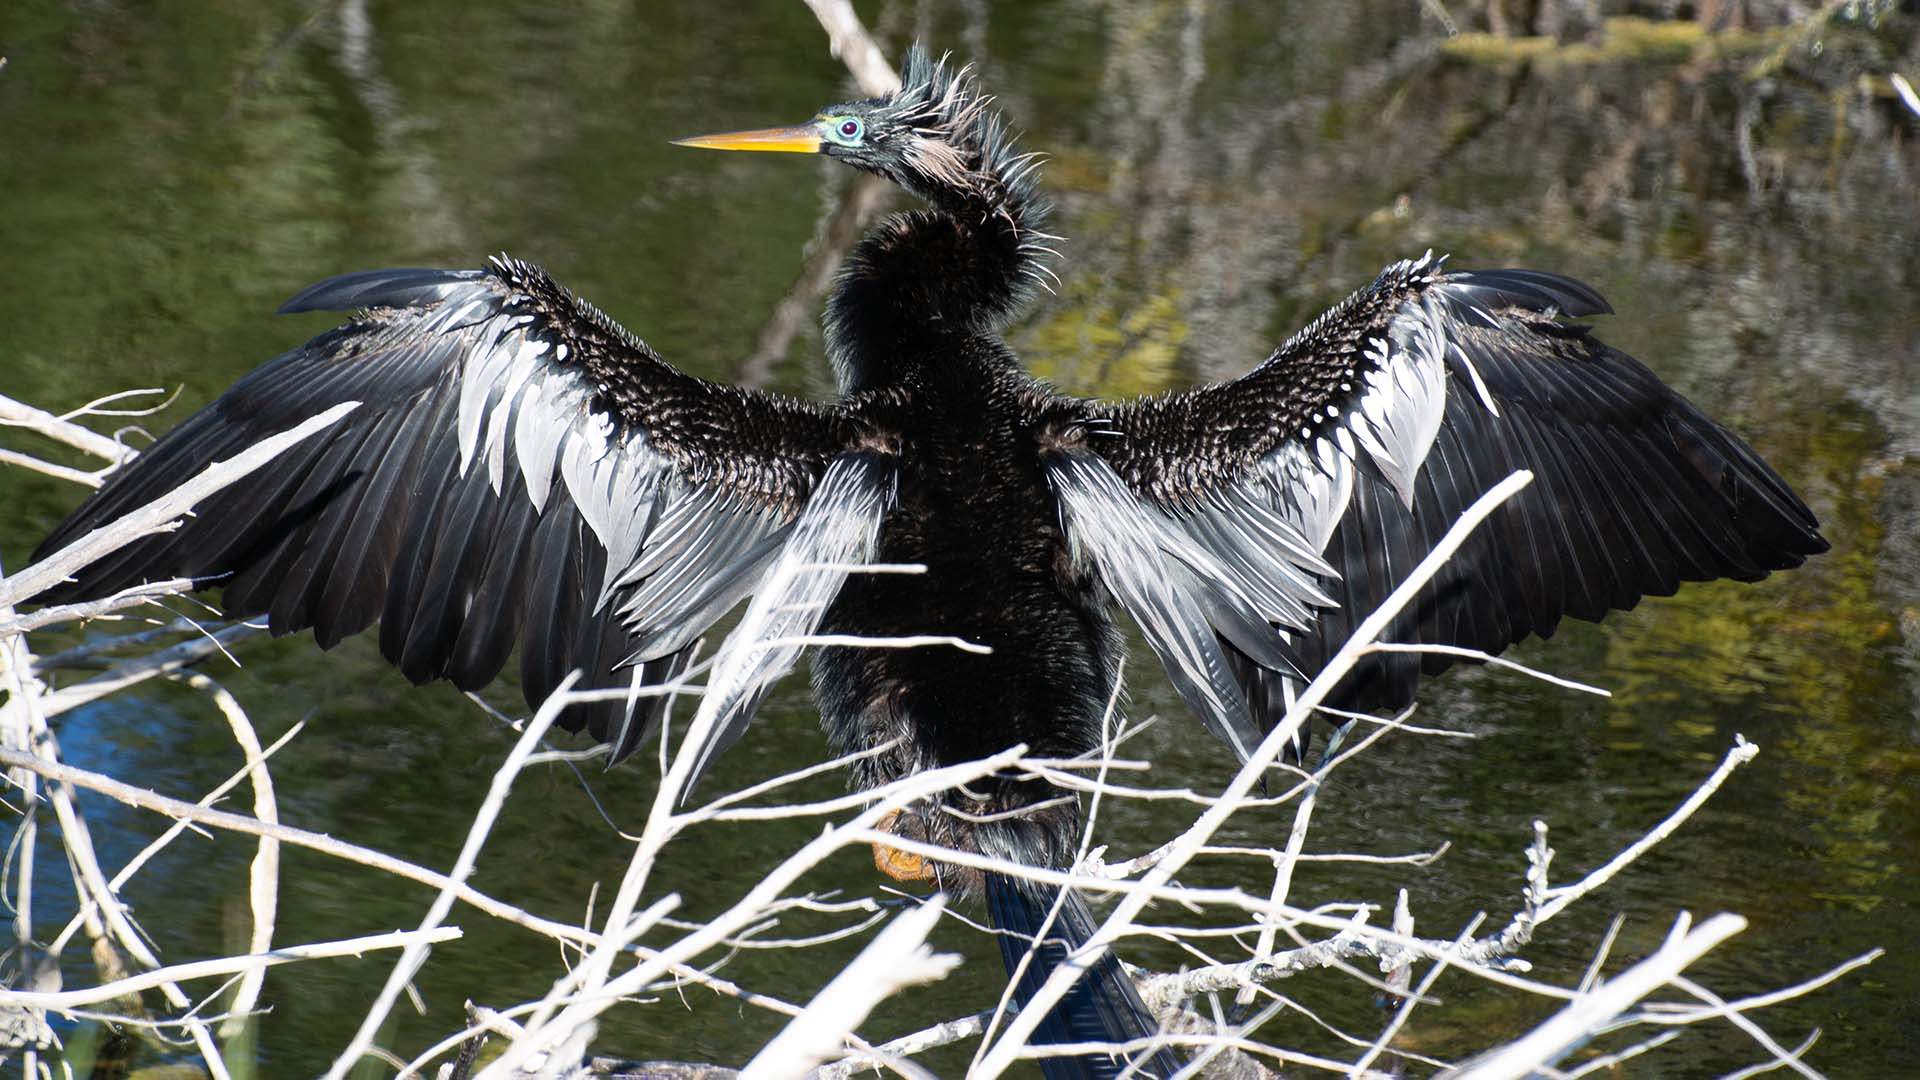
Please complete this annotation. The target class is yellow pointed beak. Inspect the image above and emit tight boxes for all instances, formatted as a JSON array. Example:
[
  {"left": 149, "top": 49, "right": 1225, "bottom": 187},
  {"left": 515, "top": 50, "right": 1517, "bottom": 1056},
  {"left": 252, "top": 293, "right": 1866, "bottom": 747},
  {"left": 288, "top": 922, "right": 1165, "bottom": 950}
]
[{"left": 671, "top": 123, "right": 823, "bottom": 154}]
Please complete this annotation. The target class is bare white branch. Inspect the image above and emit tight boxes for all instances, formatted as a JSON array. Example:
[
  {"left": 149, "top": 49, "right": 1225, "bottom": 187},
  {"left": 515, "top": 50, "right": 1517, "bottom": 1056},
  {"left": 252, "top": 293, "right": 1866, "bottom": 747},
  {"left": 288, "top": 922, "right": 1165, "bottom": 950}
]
[
  {"left": 742, "top": 897, "right": 958, "bottom": 1077},
  {"left": 324, "top": 673, "right": 582, "bottom": 1080},
  {"left": 1437, "top": 913, "right": 1748, "bottom": 1079},
  {"left": 0, "top": 391, "right": 144, "bottom": 466},
  {"left": 1892, "top": 73, "right": 1920, "bottom": 119},
  {"left": 1537, "top": 736, "right": 1760, "bottom": 924},
  {"left": 801, "top": 0, "right": 901, "bottom": 97},
  {"left": 170, "top": 672, "right": 280, "bottom": 1040},
  {"left": 0, "top": 577, "right": 199, "bottom": 634},
  {"left": 33, "top": 622, "right": 262, "bottom": 717},
  {"left": 0, "top": 400, "right": 359, "bottom": 608},
  {"left": 0, "top": 745, "right": 600, "bottom": 948},
  {"left": 0, "top": 929, "right": 462, "bottom": 1011}
]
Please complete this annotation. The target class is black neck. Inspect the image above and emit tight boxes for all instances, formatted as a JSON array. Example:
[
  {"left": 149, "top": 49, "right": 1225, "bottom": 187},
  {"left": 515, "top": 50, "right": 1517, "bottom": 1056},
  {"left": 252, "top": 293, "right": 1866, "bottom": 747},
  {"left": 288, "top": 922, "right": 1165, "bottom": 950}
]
[{"left": 825, "top": 174, "right": 1052, "bottom": 394}]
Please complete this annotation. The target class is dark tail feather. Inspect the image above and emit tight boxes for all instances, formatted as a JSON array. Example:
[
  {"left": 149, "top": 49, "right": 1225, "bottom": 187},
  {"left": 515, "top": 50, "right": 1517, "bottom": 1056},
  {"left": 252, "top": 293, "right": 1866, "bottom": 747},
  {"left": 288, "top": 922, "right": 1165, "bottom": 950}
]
[{"left": 983, "top": 871, "right": 1183, "bottom": 1079}]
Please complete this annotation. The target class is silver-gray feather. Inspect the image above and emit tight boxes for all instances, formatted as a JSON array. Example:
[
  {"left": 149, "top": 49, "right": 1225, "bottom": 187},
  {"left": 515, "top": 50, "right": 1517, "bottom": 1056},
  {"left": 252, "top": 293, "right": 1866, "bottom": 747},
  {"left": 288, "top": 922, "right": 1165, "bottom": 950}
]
[
  {"left": 1047, "top": 447, "right": 1264, "bottom": 761},
  {"left": 1066, "top": 252, "right": 1522, "bottom": 755},
  {"left": 438, "top": 284, "right": 795, "bottom": 671},
  {"left": 1183, "top": 255, "right": 1496, "bottom": 593},
  {"left": 681, "top": 451, "right": 898, "bottom": 788}
]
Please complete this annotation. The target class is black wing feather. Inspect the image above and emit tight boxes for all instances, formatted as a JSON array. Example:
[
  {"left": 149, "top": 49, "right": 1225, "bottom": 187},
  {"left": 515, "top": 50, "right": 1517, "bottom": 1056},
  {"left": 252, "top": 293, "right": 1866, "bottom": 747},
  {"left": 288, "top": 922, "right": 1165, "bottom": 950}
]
[
  {"left": 1086, "top": 256, "right": 1825, "bottom": 743},
  {"left": 521, "top": 496, "right": 593, "bottom": 712},
  {"left": 312, "top": 391, "right": 436, "bottom": 647},
  {"left": 1444, "top": 266, "right": 1614, "bottom": 318},
  {"left": 449, "top": 473, "right": 540, "bottom": 691},
  {"left": 277, "top": 267, "right": 488, "bottom": 313},
  {"left": 35, "top": 258, "right": 849, "bottom": 765}
]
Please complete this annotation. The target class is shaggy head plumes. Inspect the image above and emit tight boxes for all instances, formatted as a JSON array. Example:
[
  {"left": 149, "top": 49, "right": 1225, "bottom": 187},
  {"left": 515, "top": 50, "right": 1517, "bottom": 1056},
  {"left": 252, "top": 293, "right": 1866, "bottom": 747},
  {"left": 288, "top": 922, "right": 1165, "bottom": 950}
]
[
  {"left": 813, "top": 46, "right": 1047, "bottom": 224},
  {"left": 811, "top": 45, "right": 1063, "bottom": 390}
]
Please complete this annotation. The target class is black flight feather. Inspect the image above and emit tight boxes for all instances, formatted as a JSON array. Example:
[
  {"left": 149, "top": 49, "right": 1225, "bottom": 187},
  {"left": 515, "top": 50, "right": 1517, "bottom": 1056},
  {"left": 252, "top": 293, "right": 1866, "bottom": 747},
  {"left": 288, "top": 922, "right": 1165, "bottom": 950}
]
[
  {"left": 1090, "top": 260, "right": 1825, "bottom": 739},
  {"left": 34, "top": 260, "right": 846, "bottom": 770}
]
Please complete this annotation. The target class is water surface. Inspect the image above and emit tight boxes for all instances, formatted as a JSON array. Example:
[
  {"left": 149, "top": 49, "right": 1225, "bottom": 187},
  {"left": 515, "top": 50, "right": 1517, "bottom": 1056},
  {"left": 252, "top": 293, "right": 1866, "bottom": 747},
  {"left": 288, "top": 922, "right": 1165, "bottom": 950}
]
[{"left": 1, "top": 1, "right": 1915, "bottom": 1075}]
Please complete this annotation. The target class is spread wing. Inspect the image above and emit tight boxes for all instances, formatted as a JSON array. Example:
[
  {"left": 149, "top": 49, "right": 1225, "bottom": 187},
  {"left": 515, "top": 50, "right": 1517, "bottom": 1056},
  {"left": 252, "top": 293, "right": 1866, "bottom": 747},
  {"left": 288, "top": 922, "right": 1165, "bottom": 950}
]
[
  {"left": 1049, "top": 254, "right": 1827, "bottom": 758},
  {"left": 35, "top": 256, "right": 884, "bottom": 766}
]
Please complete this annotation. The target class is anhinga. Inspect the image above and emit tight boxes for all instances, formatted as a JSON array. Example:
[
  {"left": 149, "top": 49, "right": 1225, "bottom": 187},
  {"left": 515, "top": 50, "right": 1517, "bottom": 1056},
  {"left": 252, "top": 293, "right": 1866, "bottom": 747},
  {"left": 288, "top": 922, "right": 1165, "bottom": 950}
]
[{"left": 36, "top": 47, "right": 1826, "bottom": 1077}]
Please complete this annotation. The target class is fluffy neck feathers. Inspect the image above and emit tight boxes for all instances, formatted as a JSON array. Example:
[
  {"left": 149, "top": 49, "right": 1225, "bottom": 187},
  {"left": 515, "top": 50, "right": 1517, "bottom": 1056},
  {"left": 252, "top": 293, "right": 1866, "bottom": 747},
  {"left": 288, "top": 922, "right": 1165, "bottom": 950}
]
[{"left": 825, "top": 49, "right": 1058, "bottom": 393}]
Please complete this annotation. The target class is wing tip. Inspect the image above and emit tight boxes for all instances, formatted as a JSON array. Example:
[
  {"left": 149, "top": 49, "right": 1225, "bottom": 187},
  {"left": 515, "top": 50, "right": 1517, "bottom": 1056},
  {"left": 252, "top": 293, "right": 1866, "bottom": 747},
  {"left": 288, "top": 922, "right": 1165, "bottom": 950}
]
[
  {"left": 1441, "top": 267, "right": 1615, "bottom": 319},
  {"left": 278, "top": 268, "right": 487, "bottom": 315}
]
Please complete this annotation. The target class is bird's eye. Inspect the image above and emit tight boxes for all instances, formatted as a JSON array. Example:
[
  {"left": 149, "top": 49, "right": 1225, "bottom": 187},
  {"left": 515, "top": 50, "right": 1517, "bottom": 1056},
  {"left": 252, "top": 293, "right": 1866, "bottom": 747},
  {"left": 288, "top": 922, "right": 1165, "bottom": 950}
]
[{"left": 833, "top": 117, "right": 864, "bottom": 143}]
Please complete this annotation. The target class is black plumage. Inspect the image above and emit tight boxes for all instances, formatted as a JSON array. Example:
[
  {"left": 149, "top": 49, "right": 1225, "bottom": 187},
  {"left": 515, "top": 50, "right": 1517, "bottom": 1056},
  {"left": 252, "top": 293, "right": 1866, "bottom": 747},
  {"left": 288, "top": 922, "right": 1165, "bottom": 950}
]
[
  {"left": 984, "top": 873, "right": 1182, "bottom": 1079},
  {"left": 34, "top": 46, "right": 1826, "bottom": 1077}
]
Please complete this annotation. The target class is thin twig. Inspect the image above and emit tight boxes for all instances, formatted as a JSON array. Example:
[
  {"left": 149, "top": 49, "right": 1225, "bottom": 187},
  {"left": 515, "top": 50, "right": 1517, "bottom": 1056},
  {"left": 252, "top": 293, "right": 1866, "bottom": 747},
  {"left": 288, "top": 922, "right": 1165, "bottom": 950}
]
[
  {"left": 0, "top": 401, "right": 359, "bottom": 607},
  {"left": 33, "top": 623, "right": 262, "bottom": 717},
  {"left": 0, "top": 745, "right": 601, "bottom": 948},
  {"left": 0, "top": 578, "right": 199, "bottom": 635},
  {"left": 325, "top": 673, "right": 580, "bottom": 1079},
  {"left": 814, "top": 1011, "right": 991, "bottom": 1079},
  {"left": 0, "top": 391, "right": 143, "bottom": 466},
  {"left": 1536, "top": 737, "right": 1759, "bottom": 924},
  {"left": 1437, "top": 913, "right": 1749, "bottom": 1079},
  {"left": 168, "top": 672, "right": 280, "bottom": 1040},
  {"left": 741, "top": 897, "right": 957, "bottom": 1077},
  {"left": 0, "top": 929, "right": 462, "bottom": 1011},
  {"left": 44, "top": 723, "right": 307, "bottom": 959}
]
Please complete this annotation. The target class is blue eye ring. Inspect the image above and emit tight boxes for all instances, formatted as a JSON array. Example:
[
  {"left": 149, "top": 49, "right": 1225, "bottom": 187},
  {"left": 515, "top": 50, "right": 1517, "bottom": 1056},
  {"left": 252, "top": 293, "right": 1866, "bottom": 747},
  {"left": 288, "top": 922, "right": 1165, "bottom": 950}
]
[{"left": 831, "top": 116, "right": 864, "bottom": 143}]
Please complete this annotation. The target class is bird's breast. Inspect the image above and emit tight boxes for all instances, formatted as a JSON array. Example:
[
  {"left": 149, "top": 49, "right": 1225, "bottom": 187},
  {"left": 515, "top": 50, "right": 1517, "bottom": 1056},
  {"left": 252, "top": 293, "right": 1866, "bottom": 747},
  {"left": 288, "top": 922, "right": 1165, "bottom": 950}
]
[{"left": 813, "top": 388, "right": 1122, "bottom": 779}]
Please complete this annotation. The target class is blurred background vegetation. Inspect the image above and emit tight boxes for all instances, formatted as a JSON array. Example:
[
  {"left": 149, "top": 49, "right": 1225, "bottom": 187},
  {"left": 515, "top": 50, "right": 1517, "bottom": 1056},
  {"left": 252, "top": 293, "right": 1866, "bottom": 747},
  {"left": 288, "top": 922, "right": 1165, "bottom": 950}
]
[{"left": 0, "top": 0, "right": 1915, "bottom": 1075}]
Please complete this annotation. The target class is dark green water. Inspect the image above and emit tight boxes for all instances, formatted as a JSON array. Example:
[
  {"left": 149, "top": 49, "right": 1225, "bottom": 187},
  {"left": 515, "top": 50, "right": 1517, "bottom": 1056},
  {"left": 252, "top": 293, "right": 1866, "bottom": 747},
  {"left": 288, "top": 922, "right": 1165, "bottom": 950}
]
[{"left": 2, "top": 2, "right": 1916, "bottom": 1076}]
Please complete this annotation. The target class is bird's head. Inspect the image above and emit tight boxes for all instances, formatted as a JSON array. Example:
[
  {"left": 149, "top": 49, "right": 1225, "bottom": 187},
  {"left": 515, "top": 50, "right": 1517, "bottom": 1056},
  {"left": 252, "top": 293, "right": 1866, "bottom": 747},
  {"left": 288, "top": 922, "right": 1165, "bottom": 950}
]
[{"left": 674, "top": 46, "right": 1032, "bottom": 213}]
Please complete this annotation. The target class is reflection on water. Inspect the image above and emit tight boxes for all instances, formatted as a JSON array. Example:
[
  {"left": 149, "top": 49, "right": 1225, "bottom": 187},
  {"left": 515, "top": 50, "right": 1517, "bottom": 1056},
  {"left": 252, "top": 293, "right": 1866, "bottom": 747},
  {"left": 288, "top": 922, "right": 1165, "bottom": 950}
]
[{"left": 1, "top": 0, "right": 1915, "bottom": 1074}]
